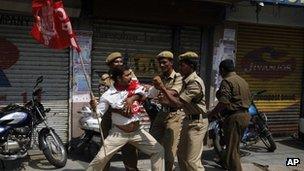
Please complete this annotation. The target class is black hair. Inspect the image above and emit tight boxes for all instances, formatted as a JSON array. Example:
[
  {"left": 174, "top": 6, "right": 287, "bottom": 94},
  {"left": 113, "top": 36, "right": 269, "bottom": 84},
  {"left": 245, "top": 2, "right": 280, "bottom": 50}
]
[
  {"left": 179, "top": 58, "right": 198, "bottom": 70},
  {"left": 219, "top": 59, "right": 235, "bottom": 72},
  {"left": 110, "top": 65, "right": 130, "bottom": 82}
]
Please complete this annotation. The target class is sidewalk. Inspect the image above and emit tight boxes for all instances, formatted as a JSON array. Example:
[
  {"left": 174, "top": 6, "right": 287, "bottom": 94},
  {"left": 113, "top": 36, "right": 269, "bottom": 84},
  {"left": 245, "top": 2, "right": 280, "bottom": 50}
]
[{"left": 1, "top": 137, "right": 303, "bottom": 171}]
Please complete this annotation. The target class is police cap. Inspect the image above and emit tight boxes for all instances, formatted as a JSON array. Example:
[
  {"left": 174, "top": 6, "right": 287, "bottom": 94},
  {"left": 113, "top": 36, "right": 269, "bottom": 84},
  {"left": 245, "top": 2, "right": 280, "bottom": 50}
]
[
  {"left": 156, "top": 51, "right": 174, "bottom": 59},
  {"left": 106, "top": 52, "right": 122, "bottom": 64},
  {"left": 178, "top": 51, "right": 199, "bottom": 60}
]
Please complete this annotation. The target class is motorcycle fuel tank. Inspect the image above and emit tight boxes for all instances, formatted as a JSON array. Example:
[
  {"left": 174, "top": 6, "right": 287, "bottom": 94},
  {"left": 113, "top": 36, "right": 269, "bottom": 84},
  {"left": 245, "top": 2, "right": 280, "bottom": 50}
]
[{"left": 0, "top": 112, "right": 30, "bottom": 126}]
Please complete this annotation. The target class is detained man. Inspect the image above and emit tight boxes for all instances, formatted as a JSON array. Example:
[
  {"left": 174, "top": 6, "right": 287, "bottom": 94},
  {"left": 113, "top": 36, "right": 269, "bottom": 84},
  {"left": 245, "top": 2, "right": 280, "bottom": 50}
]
[{"left": 87, "top": 66, "right": 165, "bottom": 171}]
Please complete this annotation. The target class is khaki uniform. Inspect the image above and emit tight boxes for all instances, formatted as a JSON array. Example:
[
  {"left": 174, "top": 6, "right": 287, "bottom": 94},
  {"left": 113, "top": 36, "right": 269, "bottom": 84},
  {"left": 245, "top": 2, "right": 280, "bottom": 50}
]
[
  {"left": 177, "top": 72, "right": 208, "bottom": 171},
  {"left": 217, "top": 72, "right": 251, "bottom": 171},
  {"left": 150, "top": 70, "right": 183, "bottom": 171},
  {"left": 99, "top": 70, "right": 139, "bottom": 171}
]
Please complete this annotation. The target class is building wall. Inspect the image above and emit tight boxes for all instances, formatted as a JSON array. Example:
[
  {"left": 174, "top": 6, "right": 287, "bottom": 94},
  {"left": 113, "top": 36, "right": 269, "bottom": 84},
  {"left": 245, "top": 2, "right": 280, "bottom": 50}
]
[{"left": 226, "top": 1, "right": 304, "bottom": 27}]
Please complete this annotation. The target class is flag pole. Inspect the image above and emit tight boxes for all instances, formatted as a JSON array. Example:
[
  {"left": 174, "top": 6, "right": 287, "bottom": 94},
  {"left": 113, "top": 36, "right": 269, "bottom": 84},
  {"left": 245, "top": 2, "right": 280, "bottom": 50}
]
[{"left": 77, "top": 50, "right": 107, "bottom": 155}]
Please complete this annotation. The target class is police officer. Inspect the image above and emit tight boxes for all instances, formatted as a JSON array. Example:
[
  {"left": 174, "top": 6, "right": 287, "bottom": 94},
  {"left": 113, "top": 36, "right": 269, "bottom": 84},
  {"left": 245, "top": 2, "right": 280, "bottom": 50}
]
[
  {"left": 91, "top": 52, "right": 139, "bottom": 171},
  {"left": 153, "top": 51, "right": 208, "bottom": 171},
  {"left": 150, "top": 50, "right": 183, "bottom": 171},
  {"left": 209, "top": 59, "right": 251, "bottom": 171}
]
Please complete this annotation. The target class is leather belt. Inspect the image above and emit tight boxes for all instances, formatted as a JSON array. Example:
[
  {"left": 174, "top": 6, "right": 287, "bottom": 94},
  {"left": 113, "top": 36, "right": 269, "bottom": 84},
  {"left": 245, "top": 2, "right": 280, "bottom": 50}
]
[
  {"left": 115, "top": 121, "right": 140, "bottom": 133},
  {"left": 161, "top": 106, "right": 178, "bottom": 113}
]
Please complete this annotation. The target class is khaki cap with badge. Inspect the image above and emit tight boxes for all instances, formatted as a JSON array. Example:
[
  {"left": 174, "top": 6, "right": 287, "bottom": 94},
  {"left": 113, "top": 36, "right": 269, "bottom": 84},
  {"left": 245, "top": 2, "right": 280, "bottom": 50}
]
[
  {"left": 179, "top": 51, "right": 199, "bottom": 59},
  {"left": 106, "top": 52, "right": 122, "bottom": 64},
  {"left": 156, "top": 50, "right": 174, "bottom": 59}
]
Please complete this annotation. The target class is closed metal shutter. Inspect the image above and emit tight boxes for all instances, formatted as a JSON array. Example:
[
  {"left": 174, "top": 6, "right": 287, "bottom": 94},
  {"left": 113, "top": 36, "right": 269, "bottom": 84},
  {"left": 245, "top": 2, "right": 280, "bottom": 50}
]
[
  {"left": 180, "top": 27, "right": 202, "bottom": 73},
  {"left": 180, "top": 27, "right": 201, "bottom": 55},
  {"left": 0, "top": 14, "right": 69, "bottom": 142},
  {"left": 92, "top": 21, "right": 172, "bottom": 129},
  {"left": 236, "top": 23, "right": 304, "bottom": 135}
]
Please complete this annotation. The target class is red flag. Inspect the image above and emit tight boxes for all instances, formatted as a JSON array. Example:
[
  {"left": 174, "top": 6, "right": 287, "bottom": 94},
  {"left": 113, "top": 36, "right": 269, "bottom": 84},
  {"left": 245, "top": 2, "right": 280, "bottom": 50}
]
[{"left": 31, "top": 0, "right": 81, "bottom": 52}]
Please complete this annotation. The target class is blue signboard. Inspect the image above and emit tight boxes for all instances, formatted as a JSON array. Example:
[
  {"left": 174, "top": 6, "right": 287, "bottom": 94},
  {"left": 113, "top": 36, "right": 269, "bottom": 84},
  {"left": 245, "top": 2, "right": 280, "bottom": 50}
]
[{"left": 256, "top": 0, "right": 304, "bottom": 6}]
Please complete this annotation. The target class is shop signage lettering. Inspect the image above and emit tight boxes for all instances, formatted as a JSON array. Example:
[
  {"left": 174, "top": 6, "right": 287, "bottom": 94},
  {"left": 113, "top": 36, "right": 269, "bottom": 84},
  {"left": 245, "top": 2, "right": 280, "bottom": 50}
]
[
  {"left": 244, "top": 63, "right": 292, "bottom": 72},
  {"left": 94, "top": 27, "right": 168, "bottom": 42},
  {"left": 0, "top": 14, "right": 31, "bottom": 26},
  {"left": 94, "top": 30, "right": 138, "bottom": 42},
  {"left": 239, "top": 46, "right": 296, "bottom": 80},
  {"left": 256, "top": 0, "right": 304, "bottom": 6},
  {"left": 255, "top": 93, "right": 296, "bottom": 100}
]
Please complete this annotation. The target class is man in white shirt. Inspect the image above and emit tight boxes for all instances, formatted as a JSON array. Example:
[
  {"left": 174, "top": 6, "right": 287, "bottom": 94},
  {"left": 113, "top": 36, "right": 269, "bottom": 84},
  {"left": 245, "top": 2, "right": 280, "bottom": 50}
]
[
  {"left": 93, "top": 52, "right": 139, "bottom": 171},
  {"left": 87, "top": 66, "right": 165, "bottom": 171}
]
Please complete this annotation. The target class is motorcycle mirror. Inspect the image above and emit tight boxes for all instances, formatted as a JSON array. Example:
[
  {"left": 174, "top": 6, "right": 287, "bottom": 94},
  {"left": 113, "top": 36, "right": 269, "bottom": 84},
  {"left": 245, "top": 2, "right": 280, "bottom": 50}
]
[
  {"left": 34, "top": 76, "right": 43, "bottom": 89},
  {"left": 36, "top": 76, "right": 43, "bottom": 84}
]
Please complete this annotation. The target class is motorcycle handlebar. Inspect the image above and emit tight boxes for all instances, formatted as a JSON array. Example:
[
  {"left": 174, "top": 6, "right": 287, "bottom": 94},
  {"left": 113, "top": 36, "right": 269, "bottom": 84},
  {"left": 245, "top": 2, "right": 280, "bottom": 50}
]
[{"left": 251, "top": 90, "right": 267, "bottom": 100}]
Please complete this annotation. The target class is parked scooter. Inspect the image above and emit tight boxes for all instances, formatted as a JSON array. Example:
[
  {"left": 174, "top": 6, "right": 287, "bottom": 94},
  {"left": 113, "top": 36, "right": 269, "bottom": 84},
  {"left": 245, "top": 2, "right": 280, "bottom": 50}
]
[
  {"left": 67, "top": 106, "right": 101, "bottom": 158},
  {"left": 0, "top": 76, "right": 67, "bottom": 168},
  {"left": 209, "top": 90, "right": 277, "bottom": 156}
]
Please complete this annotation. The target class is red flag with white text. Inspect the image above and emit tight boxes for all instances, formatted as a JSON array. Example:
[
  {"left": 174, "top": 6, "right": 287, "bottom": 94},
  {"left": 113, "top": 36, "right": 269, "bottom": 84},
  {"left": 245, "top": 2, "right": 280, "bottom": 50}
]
[{"left": 31, "top": 0, "right": 81, "bottom": 52}]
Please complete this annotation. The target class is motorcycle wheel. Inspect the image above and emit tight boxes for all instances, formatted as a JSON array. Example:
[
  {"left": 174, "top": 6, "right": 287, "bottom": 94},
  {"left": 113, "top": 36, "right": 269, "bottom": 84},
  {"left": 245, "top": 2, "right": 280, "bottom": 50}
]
[
  {"left": 259, "top": 130, "right": 276, "bottom": 152},
  {"left": 38, "top": 130, "right": 67, "bottom": 168}
]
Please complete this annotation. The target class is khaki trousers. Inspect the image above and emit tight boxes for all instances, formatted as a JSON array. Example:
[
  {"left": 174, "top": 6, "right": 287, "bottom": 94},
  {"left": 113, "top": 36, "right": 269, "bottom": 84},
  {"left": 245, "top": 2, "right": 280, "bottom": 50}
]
[
  {"left": 87, "top": 126, "right": 165, "bottom": 171},
  {"left": 177, "top": 118, "right": 208, "bottom": 171},
  {"left": 150, "top": 110, "right": 183, "bottom": 171},
  {"left": 223, "top": 112, "right": 250, "bottom": 171},
  {"left": 101, "top": 113, "right": 139, "bottom": 171}
]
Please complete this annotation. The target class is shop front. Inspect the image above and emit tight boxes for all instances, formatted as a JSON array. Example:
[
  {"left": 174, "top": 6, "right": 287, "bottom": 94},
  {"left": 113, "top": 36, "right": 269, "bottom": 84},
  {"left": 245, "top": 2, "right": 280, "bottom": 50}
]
[
  {"left": 0, "top": 13, "right": 70, "bottom": 142},
  {"left": 223, "top": 1, "right": 304, "bottom": 136},
  {"left": 236, "top": 23, "right": 304, "bottom": 135}
]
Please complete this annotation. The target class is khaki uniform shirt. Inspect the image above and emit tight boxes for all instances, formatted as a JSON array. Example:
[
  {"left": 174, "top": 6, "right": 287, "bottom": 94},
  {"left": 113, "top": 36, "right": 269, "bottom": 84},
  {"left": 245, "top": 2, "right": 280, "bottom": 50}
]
[
  {"left": 180, "top": 72, "right": 207, "bottom": 115},
  {"left": 217, "top": 72, "right": 251, "bottom": 111},
  {"left": 161, "top": 70, "right": 183, "bottom": 94}
]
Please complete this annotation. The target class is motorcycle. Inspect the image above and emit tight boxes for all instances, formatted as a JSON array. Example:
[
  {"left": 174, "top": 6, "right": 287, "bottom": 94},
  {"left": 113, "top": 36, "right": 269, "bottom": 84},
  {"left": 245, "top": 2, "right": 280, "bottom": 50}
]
[
  {"left": 209, "top": 90, "right": 277, "bottom": 157},
  {"left": 67, "top": 106, "right": 101, "bottom": 158},
  {"left": 0, "top": 76, "right": 67, "bottom": 168}
]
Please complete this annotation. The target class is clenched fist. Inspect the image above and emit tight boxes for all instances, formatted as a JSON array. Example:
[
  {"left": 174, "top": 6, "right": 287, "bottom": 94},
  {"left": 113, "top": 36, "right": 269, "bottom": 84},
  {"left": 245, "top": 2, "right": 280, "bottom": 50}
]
[
  {"left": 153, "top": 76, "right": 165, "bottom": 90},
  {"left": 90, "top": 99, "right": 98, "bottom": 111}
]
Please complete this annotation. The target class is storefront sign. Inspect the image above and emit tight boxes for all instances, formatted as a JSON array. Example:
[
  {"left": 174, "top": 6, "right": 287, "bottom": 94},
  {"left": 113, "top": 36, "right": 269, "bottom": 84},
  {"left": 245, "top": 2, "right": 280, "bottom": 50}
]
[
  {"left": 0, "top": 13, "right": 31, "bottom": 26},
  {"left": 256, "top": 0, "right": 304, "bottom": 6},
  {"left": 239, "top": 46, "right": 296, "bottom": 80},
  {"left": 0, "top": 37, "right": 19, "bottom": 87},
  {"left": 93, "top": 27, "right": 169, "bottom": 43}
]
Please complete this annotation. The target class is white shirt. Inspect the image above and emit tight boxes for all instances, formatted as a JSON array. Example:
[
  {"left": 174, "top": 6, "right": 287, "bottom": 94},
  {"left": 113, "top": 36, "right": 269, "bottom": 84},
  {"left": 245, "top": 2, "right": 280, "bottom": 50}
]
[{"left": 96, "top": 84, "right": 146, "bottom": 126}]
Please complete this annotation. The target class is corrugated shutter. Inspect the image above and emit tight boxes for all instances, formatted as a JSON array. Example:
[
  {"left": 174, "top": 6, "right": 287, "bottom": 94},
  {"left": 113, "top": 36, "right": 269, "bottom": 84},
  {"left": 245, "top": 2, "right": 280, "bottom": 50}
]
[
  {"left": 180, "top": 27, "right": 202, "bottom": 73},
  {"left": 180, "top": 27, "right": 201, "bottom": 55},
  {"left": 91, "top": 21, "right": 172, "bottom": 129},
  {"left": 0, "top": 14, "right": 69, "bottom": 142},
  {"left": 236, "top": 23, "right": 304, "bottom": 135}
]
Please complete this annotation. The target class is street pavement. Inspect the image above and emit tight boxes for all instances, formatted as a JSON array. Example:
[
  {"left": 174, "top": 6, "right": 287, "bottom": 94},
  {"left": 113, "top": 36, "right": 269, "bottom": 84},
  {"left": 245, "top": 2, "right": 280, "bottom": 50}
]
[{"left": 1, "top": 137, "right": 304, "bottom": 171}]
